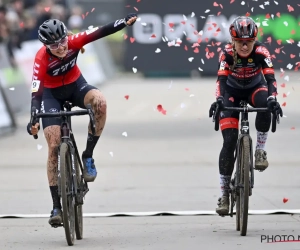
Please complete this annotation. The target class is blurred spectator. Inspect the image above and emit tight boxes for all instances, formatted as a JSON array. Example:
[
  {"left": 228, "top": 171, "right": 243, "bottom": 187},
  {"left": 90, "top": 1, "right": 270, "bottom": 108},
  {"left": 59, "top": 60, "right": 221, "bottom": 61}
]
[{"left": 68, "top": 5, "right": 83, "bottom": 32}]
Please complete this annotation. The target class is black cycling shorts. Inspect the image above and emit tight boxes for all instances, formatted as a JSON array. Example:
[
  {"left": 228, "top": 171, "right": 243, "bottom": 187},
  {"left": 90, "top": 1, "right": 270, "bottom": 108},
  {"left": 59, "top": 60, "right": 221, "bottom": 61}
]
[{"left": 41, "top": 74, "right": 98, "bottom": 129}]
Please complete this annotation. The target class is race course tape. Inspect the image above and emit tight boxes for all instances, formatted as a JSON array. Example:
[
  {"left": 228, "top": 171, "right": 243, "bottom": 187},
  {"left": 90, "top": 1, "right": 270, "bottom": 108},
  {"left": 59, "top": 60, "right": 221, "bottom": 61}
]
[{"left": 1, "top": 209, "right": 300, "bottom": 218}]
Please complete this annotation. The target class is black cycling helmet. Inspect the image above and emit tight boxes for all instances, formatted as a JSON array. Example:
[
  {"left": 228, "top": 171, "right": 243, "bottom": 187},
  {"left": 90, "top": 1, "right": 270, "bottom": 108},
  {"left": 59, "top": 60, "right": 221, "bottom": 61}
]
[
  {"left": 229, "top": 16, "right": 258, "bottom": 39},
  {"left": 38, "top": 19, "right": 67, "bottom": 45}
]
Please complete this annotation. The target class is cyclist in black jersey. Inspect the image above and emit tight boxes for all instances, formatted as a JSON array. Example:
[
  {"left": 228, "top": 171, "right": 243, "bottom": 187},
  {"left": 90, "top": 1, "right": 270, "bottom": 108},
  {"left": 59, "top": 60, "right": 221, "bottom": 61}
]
[{"left": 209, "top": 16, "right": 283, "bottom": 215}]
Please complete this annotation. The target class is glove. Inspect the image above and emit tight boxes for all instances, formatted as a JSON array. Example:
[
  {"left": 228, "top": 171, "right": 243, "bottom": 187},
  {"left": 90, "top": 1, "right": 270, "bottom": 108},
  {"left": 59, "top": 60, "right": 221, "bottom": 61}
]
[
  {"left": 267, "top": 96, "right": 283, "bottom": 117},
  {"left": 125, "top": 13, "right": 137, "bottom": 26},
  {"left": 209, "top": 96, "right": 224, "bottom": 117}
]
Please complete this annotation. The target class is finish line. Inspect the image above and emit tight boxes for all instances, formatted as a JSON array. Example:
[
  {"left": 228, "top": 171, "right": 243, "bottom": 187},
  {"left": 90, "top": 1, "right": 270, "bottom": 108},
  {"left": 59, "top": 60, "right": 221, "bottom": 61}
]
[{"left": 1, "top": 209, "right": 300, "bottom": 218}]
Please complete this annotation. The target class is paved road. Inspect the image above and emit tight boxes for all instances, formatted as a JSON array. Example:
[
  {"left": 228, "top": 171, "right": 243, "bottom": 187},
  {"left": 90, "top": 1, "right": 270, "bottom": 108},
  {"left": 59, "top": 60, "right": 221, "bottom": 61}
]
[{"left": 0, "top": 75, "right": 299, "bottom": 249}]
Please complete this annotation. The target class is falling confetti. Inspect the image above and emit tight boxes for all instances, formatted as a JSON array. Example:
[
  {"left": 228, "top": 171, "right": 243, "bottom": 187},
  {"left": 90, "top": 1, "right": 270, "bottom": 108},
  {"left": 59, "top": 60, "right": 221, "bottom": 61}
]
[
  {"left": 124, "top": 95, "right": 129, "bottom": 100},
  {"left": 91, "top": 8, "right": 95, "bottom": 12},
  {"left": 168, "top": 81, "right": 173, "bottom": 89},
  {"left": 157, "top": 104, "right": 167, "bottom": 115},
  {"left": 44, "top": 7, "right": 50, "bottom": 12},
  {"left": 188, "top": 57, "right": 194, "bottom": 62},
  {"left": 155, "top": 48, "right": 161, "bottom": 53},
  {"left": 141, "top": 22, "right": 147, "bottom": 26},
  {"left": 132, "top": 67, "right": 137, "bottom": 73},
  {"left": 37, "top": 144, "right": 43, "bottom": 150},
  {"left": 133, "top": 56, "right": 137, "bottom": 60},
  {"left": 122, "top": 132, "right": 128, "bottom": 137},
  {"left": 283, "top": 197, "right": 289, "bottom": 203},
  {"left": 130, "top": 37, "right": 135, "bottom": 43},
  {"left": 198, "top": 67, "right": 203, "bottom": 71},
  {"left": 191, "top": 12, "right": 195, "bottom": 17},
  {"left": 9, "top": 87, "right": 15, "bottom": 91},
  {"left": 109, "top": 152, "right": 113, "bottom": 157}
]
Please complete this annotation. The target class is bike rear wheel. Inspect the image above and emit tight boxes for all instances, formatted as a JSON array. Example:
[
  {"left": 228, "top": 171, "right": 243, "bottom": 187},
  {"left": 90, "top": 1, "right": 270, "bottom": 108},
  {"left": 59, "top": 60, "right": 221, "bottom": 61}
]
[
  {"left": 74, "top": 154, "right": 83, "bottom": 240},
  {"left": 60, "top": 142, "right": 75, "bottom": 246},
  {"left": 239, "top": 136, "right": 250, "bottom": 236}
]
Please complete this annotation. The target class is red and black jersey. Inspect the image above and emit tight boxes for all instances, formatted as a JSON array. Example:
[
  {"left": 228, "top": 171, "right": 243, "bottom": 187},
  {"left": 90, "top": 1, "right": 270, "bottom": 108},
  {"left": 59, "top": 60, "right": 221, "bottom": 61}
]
[
  {"left": 215, "top": 41, "right": 277, "bottom": 98},
  {"left": 31, "top": 18, "right": 127, "bottom": 112}
]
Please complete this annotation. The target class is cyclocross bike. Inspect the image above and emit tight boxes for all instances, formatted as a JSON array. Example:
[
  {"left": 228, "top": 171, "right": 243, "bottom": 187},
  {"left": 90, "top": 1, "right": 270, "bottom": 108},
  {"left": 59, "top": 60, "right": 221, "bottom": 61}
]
[
  {"left": 30, "top": 101, "right": 96, "bottom": 246},
  {"left": 211, "top": 99, "right": 280, "bottom": 236}
]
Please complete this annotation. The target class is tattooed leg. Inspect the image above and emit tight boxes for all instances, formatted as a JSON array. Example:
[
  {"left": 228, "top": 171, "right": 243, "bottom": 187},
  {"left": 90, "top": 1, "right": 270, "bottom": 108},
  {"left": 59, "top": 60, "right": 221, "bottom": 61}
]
[
  {"left": 82, "top": 89, "right": 107, "bottom": 158},
  {"left": 44, "top": 125, "right": 61, "bottom": 186}
]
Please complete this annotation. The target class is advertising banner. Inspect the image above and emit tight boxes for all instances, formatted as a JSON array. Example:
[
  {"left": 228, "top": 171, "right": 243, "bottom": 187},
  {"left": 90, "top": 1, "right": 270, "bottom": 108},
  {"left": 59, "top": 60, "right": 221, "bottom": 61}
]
[{"left": 124, "top": 0, "right": 300, "bottom": 76}]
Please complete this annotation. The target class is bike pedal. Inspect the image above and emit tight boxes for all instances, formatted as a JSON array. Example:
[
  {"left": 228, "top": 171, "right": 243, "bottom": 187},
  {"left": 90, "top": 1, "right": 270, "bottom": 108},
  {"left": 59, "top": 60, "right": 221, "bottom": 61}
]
[{"left": 50, "top": 223, "right": 63, "bottom": 228}]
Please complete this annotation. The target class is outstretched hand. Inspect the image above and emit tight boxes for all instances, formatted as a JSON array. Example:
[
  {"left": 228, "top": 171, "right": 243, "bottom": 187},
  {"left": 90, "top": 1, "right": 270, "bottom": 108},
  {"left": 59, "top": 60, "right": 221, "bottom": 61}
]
[{"left": 125, "top": 13, "right": 138, "bottom": 26}]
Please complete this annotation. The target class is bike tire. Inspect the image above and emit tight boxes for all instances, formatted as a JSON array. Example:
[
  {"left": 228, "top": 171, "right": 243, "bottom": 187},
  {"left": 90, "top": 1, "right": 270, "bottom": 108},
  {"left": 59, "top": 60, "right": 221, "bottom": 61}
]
[
  {"left": 235, "top": 196, "right": 240, "bottom": 231},
  {"left": 60, "top": 142, "right": 75, "bottom": 246},
  {"left": 239, "top": 136, "right": 250, "bottom": 236},
  {"left": 74, "top": 154, "right": 83, "bottom": 240}
]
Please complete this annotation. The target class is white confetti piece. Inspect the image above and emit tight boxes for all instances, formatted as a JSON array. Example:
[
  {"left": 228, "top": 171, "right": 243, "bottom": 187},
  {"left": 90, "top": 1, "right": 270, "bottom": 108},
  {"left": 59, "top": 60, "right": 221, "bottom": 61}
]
[
  {"left": 287, "top": 91, "right": 291, "bottom": 96},
  {"left": 284, "top": 75, "right": 289, "bottom": 81},
  {"left": 180, "top": 103, "right": 186, "bottom": 108},
  {"left": 274, "top": 0, "right": 278, "bottom": 5},
  {"left": 168, "top": 40, "right": 176, "bottom": 47},
  {"left": 241, "top": 1, "right": 245, "bottom": 5},
  {"left": 283, "top": 21, "right": 288, "bottom": 26},
  {"left": 9, "top": 87, "right": 15, "bottom": 91},
  {"left": 191, "top": 12, "right": 195, "bottom": 17},
  {"left": 155, "top": 48, "right": 161, "bottom": 53},
  {"left": 132, "top": 67, "right": 137, "bottom": 73},
  {"left": 141, "top": 22, "right": 147, "bottom": 26},
  {"left": 297, "top": 42, "right": 300, "bottom": 47},
  {"left": 283, "top": 115, "right": 287, "bottom": 118},
  {"left": 221, "top": 22, "right": 227, "bottom": 28},
  {"left": 259, "top": 4, "right": 265, "bottom": 9},
  {"left": 188, "top": 57, "right": 194, "bottom": 62},
  {"left": 271, "top": 14, "right": 274, "bottom": 19},
  {"left": 204, "top": 9, "right": 210, "bottom": 13},
  {"left": 200, "top": 16, "right": 206, "bottom": 19},
  {"left": 164, "top": 36, "right": 169, "bottom": 41},
  {"left": 137, "top": 17, "right": 141, "bottom": 21},
  {"left": 198, "top": 67, "right": 203, "bottom": 71},
  {"left": 183, "top": 31, "right": 187, "bottom": 36},
  {"left": 162, "top": 37, "right": 166, "bottom": 42},
  {"left": 264, "top": 1, "right": 270, "bottom": 5},
  {"left": 262, "top": 21, "right": 269, "bottom": 26},
  {"left": 190, "top": 94, "right": 195, "bottom": 97},
  {"left": 109, "top": 152, "right": 113, "bottom": 157},
  {"left": 168, "top": 80, "right": 173, "bottom": 89},
  {"left": 287, "top": 63, "right": 293, "bottom": 70},
  {"left": 183, "top": 14, "right": 187, "bottom": 21},
  {"left": 37, "top": 144, "right": 43, "bottom": 150},
  {"left": 251, "top": 7, "right": 254, "bottom": 12},
  {"left": 122, "top": 132, "right": 128, "bottom": 137},
  {"left": 201, "top": 59, "right": 205, "bottom": 64},
  {"left": 133, "top": 56, "right": 137, "bottom": 60},
  {"left": 198, "top": 30, "right": 203, "bottom": 36}
]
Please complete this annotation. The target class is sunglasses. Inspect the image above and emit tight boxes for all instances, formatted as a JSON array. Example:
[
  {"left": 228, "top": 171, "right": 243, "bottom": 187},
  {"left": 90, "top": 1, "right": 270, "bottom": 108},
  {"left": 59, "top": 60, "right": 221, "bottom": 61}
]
[
  {"left": 233, "top": 39, "right": 255, "bottom": 46},
  {"left": 46, "top": 36, "right": 68, "bottom": 50}
]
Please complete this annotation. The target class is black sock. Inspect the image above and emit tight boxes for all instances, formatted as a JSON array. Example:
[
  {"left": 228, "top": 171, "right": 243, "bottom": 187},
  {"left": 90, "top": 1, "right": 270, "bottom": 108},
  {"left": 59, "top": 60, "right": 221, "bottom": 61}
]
[
  {"left": 83, "top": 133, "right": 99, "bottom": 158},
  {"left": 50, "top": 186, "right": 61, "bottom": 209}
]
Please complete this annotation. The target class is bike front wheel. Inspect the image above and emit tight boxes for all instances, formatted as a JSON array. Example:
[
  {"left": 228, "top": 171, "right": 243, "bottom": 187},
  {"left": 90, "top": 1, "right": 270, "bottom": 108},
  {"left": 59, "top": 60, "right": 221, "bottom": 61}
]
[
  {"left": 239, "top": 136, "right": 250, "bottom": 236},
  {"left": 60, "top": 142, "right": 75, "bottom": 246}
]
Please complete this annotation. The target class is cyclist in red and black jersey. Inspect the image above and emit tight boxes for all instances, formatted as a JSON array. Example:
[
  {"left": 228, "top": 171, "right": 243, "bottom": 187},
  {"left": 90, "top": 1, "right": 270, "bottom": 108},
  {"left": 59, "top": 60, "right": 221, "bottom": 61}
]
[
  {"left": 209, "top": 16, "right": 283, "bottom": 215},
  {"left": 27, "top": 14, "right": 137, "bottom": 225}
]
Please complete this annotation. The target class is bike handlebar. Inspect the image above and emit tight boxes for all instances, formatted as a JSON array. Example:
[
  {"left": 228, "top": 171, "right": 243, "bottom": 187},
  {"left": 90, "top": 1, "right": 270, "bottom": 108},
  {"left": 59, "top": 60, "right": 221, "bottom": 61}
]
[
  {"left": 212, "top": 105, "right": 279, "bottom": 133},
  {"left": 30, "top": 104, "right": 96, "bottom": 139}
]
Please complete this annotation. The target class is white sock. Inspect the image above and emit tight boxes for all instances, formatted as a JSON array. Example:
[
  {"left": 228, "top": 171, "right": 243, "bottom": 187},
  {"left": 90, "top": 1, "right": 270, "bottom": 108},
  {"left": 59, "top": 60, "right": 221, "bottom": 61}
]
[
  {"left": 220, "top": 175, "right": 231, "bottom": 196},
  {"left": 256, "top": 131, "right": 268, "bottom": 150}
]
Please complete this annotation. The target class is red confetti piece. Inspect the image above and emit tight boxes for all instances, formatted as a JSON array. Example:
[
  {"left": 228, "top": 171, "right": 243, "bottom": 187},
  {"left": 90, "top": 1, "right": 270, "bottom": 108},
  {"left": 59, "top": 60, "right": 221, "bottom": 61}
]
[
  {"left": 44, "top": 7, "right": 50, "bottom": 12},
  {"left": 266, "top": 37, "right": 272, "bottom": 44},
  {"left": 229, "top": 97, "right": 234, "bottom": 102},
  {"left": 19, "top": 22, "right": 24, "bottom": 28},
  {"left": 134, "top": 7, "right": 138, "bottom": 11},
  {"left": 194, "top": 47, "right": 199, "bottom": 53},
  {"left": 290, "top": 54, "right": 296, "bottom": 58},
  {"left": 291, "top": 127, "right": 295, "bottom": 130},
  {"left": 184, "top": 45, "right": 188, "bottom": 51},
  {"left": 151, "top": 34, "right": 156, "bottom": 38},
  {"left": 137, "top": 0, "right": 141, "bottom": 2},
  {"left": 245, "top": 12, "right": 251, "bottom": 17},
  {"left": 217, "top": 47, "right": 222, "bottom": 52},
  {"left": 275, "top": 48, "right": 281, "bottom": 53},
  {"left": 213, "top": 2, "right": 219, "bottom": 6},
  {"left": 124, "top": 95, "right": 129, "bottom": 100},
  {"left": 266, "top": 13, "right": 270, "bottom": 19},
  {"left": 282, "top": 102, "right": 286, "bottom": 107},
  {"left": 81, "top": 14, "right": 85, "bottom": 19},
  {"left": 124, "top": 34, "right": 128, "bottom": 39},
  {"left": 291, "top": 30, "right": 296, "bottom": 35},
  {"left": 276, "top": 12, "right": 281, "bottom": 18},
  {"left": 181, "top": 21, "right": 186, "bottom": 25},
  {"left": 185, "top": 88, "right": 189, "bottom": 91},
  {"left": 130, "top": 37, "right": 135, "bottom": 43},
  {"left": 215, "top": 42, "right": 221, "bottom": 46},
  {"left": 283, "top": 197, "right": 289, "bottom": 203},
  {"left": 169, "top": 23, "right": 174, "bottom": 28},
  {"left": 91, "top": 8, "right": 95, "bottom": 12},
  {"left": 209, "top": 52, "right": 215, "bottom": 58},
  {"left": 157, "top": 105, "right": 167, "bottom": 115},
  {"left": 281, "top": 83, "right": 286, "bottom": 87},
  {"left": 287, "top": 5, "right": 294, "bottom": 12},
  {"left": 125, "top": 5, "right": 130, "bottom": 7},
  {"left": 86, "top": 12, "right": 89, "bottom": 17},
  {"left": 283, "top": 93, "right": 287, "bottom": 98},
  {"left": 220, "top": 4, "right": 223, "bottom": 9},
  {"left": 277, "top": 39, "right": 282, "bottom": 45},
  {"left": 230, "top": 0, "right": 235, "bottom": 3},
  {"left": 217, "top": 11, "right": 221, "bottom": 16}
]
